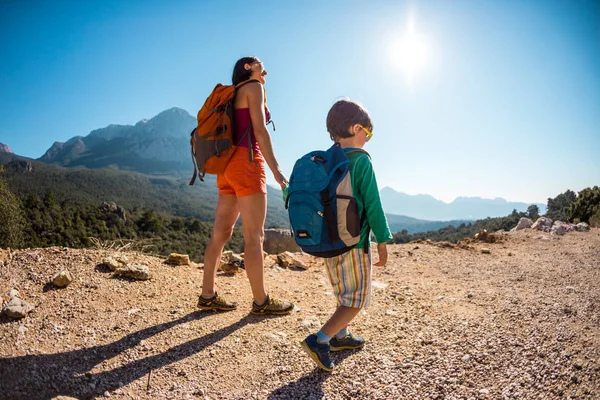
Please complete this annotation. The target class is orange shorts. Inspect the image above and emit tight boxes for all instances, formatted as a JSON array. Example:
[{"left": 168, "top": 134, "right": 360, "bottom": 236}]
[{"left": 217, "top": 147, "right": 267, "bottom": 197}]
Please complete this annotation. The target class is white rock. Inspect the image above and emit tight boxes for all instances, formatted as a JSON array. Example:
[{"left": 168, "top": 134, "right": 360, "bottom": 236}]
[
  {"left": 372, "top": 281, "right": 388, "bottom": 289},
  {"left": 114, "top": 265, "right": 151, "bottom": 280},
  {"left": 531, "top": 217, "right": 553, "bottom": 230},
  {"left": 514, "top": 217, "right": 533, "bottom": 230},
  {"left": 3, "top": 297, "right": 34, "bottom": 319}
]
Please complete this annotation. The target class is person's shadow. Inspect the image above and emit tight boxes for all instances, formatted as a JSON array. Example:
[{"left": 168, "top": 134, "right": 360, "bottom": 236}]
[
  {"left": 0, "top": 312, "right": 258, "bottom": 400},
  {"left": 267, "top": 350, "right": 356, "bottom": 400}
]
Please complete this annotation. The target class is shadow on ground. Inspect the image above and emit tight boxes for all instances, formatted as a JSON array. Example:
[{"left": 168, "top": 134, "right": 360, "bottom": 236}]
[
  {"left": 267, "top": 350, "right": 357, "bottom": 400},
  {"left": 0, "top": 312, "right": 259, "bottom": 400}
]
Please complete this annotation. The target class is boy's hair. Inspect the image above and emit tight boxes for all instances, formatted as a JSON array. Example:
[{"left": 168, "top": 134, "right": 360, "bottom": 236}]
[{"left": 326, "top": 99, "right": 373, "bottom": 142}]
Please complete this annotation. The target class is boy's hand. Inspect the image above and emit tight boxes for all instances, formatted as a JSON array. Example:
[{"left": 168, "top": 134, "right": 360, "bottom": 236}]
[{"left": 374, "top": 242, "right": 388, "bottom": 266}]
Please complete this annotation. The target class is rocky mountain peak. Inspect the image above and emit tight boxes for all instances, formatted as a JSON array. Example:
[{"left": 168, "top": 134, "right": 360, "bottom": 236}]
[{"left": 0, "top": 142, "right": 13, "bottom": 153}]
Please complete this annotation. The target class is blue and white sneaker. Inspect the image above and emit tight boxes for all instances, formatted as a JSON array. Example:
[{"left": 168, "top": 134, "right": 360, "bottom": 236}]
[
  {"left": 300, "top": 334, "right": 334, "bottom": 371},
  {"left": 329, "top": 332, "right": 365, "bottom": 351}
]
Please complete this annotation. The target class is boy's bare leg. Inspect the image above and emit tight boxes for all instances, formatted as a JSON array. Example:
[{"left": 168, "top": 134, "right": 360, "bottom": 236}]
[{"left": 320, "top": 306, "right": 361, "bottom": 337}]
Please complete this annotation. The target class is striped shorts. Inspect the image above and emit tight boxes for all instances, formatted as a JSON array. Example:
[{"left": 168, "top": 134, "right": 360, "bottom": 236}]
[{"left": 324, "top": 248, "right": 372, "bottom": 309}]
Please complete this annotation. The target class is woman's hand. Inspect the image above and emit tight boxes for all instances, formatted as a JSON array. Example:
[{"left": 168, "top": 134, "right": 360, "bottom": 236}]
[
  {"left": 273, "top": 168, "right": 288, "bottom": 188},
  {"left": 374, "top": 242, "right": 388, "bottom": 266}
]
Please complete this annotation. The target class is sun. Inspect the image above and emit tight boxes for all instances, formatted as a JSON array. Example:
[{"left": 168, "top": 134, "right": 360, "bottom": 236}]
[{"left": 388, "top": 16, "right": 431, "bottom": 86}]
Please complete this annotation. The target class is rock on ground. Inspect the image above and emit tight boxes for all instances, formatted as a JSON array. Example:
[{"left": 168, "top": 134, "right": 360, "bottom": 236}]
[
  {"left": 113, "top": 264, "right": 151, "bottom": 280},
  {"left": 2, "top": 296, "right": 33, "bottom": 319},
  {"left": 52, "top": 270, "right": 73, "bottom": 287}
]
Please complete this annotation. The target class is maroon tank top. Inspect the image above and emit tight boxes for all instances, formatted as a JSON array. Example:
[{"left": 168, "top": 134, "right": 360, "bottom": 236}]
[{"left": 233, "top": 107, "right": 271, "bottom": 153}]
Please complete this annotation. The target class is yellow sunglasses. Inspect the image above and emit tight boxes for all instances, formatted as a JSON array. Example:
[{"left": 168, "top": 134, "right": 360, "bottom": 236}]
[{"left": 358, "top": 125, "right": 373, "bottom": 142}]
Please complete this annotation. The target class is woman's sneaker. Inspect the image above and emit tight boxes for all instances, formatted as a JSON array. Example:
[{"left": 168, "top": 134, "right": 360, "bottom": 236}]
[
  {"left": 329, "top": 332, "right": 365, "bottom": 351},
  {"left": 300, "top": 334, "right": 334, "bottom": 371},
  {"left": 197, "top": 292, "right": 238, "bottom": 311},
  {"left": 250, "top": 295, "right": 294, "bottom": 315}
]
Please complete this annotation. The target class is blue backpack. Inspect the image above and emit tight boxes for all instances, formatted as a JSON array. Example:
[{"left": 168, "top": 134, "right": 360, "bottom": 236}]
[{"left": 285, "top": 144, "right": 370, "bottom": 257}]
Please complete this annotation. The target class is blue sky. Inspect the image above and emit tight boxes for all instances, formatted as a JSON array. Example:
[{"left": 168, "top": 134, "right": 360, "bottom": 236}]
[{"left": 1, "top": 0, "right": 598, "bottom": 204}]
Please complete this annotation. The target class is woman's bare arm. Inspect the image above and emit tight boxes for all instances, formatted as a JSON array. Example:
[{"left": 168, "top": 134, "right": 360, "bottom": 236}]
[{"left": 245, "top": 82, "right": 286, "bottom": 187}]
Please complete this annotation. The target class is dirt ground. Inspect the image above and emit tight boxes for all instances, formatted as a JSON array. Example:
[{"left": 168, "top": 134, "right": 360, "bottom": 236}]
[{"left": 1, "top": 229, "right": 599, "bottom": 400}]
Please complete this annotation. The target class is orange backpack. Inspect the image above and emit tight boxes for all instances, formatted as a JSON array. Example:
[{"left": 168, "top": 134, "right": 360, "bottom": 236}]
[{"left": 189, "top": 79, "right": 258, "bottom": 185}]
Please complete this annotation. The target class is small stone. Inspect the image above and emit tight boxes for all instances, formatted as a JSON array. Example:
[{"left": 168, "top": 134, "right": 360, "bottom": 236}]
[
  {"left": 52, "top": 270, "right": 73, "bottom": 287},
  {"left": 3, "top": 296, "right": 34, "bottom": 319},
  {"left": 277, "top": 251, "right": 308, "bottom": 269},
  {"left": 113, "top": 265, "right": 151, "bottom": 280},
  {"left": 479, "top": 388, "right": 490, "bottom": 395},
  {"left": 462, "top": 354, "right": 472, "bottom": 362},
  {"left": 8, "top": 289, "right": 19, "bottom": 298},
  {"left": 114, "top": 255, "right": 130, "bottom": 264},
  {"left": 481, "top": 248, "right": 491, "bottom": 254},
  {"left": 166, "top": 253, "right": 191, "bottom": 266},
  {"left": 372, "top": 281, "right": 388, "bottom": 289},
  {"left": 102, "top": 257, "right": 121, "bottom": 271},
  {"left": 220, "top": 263, "right": 241, "bottom": 274}
]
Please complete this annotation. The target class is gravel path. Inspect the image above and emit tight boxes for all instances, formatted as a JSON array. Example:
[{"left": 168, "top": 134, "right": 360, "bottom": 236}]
[{"left": 1, "top": 229, "right": 599, "bottom": 399}]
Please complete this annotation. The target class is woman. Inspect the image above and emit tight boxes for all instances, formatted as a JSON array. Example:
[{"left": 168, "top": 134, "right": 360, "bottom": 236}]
[{"left": 197, "top": 56, "right": 294, "bottom": 315}]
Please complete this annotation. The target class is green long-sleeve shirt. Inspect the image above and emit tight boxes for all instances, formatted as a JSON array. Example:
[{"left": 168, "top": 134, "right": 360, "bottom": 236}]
[{"left": 346, "top": 149, "right": 392, "bottom": 249}]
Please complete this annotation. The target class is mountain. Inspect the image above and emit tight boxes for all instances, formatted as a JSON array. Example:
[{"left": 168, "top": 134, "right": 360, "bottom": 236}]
[
  {"left": 0, "top": 142, "right": 13, "bottom": 154},
  {"left": 380, "top": 187, "right": 546, "bottom": 221},
  {"left": 385, "top": 213, "right": 471, "bottom": 235},
  {"left": 2, "top": 156, "right": 289, "bottom": 228},
  {"left": 39, "top": 107, "right": 196, "bottom": 176}
]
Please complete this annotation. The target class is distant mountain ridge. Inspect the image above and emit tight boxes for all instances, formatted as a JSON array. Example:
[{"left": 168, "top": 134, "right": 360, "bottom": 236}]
[
  {"left": 39, "top": 107, "right": 196, "bottom": 175},
  {"left": 20, "top": 107, "right": 547, "bottom": 224},
  {"left": 380, "top": 187, "right": 546, "bottom": 221}
]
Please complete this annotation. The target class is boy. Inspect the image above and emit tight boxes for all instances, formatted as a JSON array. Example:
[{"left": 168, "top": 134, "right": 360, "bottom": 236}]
[{"left": 300, "top": 99, "right": 392, "bottom": 371}]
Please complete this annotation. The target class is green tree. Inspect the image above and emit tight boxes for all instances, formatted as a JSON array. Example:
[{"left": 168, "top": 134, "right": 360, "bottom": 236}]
[
  {"left": 527, "top": 204, "right": 540, "bottom": 220},
  {"left": 546, "top": 190, "right": 576, "bottom": 221},
  {"left": 0, "top": 166, "right": 25, "bottom": 248},
  {"left": 568, "top": 186, "right": 600, "bottom": 225}
]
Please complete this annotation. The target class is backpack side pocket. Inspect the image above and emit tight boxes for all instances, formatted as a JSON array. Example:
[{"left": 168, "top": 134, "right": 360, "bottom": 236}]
[{"left": 335, "top": 173, "right": 361, "bottom": 246}]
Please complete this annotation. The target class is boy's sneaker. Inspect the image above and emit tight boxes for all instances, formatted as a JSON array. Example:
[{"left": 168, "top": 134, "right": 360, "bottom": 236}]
[
  {"left": 329, "top": 332, "right": 365, "bottom": 351},
  {"left": 197, "top": 292, "right": 238, "bottom": 311},
  {"left": 250, "top": 295, "right": 294, "bottom": 315},
  {"left": 300, "top": 334, "right": 334, "bottom": 372}
]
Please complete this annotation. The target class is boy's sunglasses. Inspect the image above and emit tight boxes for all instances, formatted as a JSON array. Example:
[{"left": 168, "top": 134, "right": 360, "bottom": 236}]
[{"left": 358, "top": 125, "right": 373, "bottom": 142}]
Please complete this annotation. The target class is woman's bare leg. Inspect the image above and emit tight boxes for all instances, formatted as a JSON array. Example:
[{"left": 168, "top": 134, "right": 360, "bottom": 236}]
[
  {"left": 201, "top": 194, "right": 239, "bottom": 298},
  {"left": 237, "top": 193, "right": 268, "bottom": 304}
]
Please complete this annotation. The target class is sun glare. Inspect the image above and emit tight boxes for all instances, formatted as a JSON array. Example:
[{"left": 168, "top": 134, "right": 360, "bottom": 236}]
[{"left": 388, "top": 15, "right": 431, "bottom": 86}]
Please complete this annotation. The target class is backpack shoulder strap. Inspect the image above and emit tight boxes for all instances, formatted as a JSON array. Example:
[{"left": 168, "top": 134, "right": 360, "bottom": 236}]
[
  {"left": 344, "top": 148, "right": 371, "bottom": 159},
  {"left": 234, "top": 78, "right": 261, "bottom": 91}
]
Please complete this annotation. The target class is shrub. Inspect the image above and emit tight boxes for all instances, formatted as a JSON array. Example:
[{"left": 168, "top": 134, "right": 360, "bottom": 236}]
[{"left": 0, "top": 167, "right": 25, "bottom": 248}]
